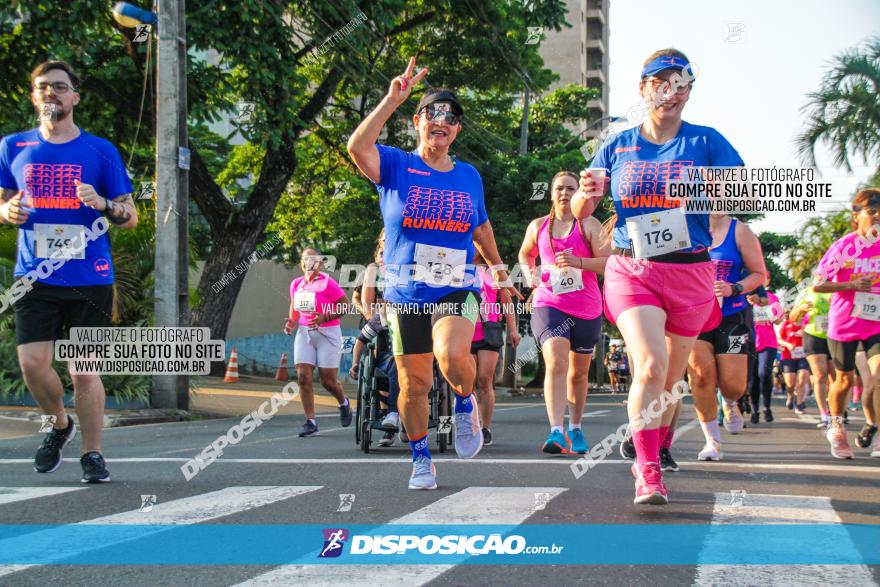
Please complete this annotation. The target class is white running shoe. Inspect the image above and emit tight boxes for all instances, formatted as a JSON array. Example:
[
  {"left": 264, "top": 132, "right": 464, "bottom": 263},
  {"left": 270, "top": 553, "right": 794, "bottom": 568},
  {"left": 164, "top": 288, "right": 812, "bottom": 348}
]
[
  {"left": 826, "top": 424, "right": 854, "bottom": 459},
  {"left": 698, "top": 441, "right": 723, "bottom": 461},
  {"left": 454, "top": 394, "right": 484, "bottom": 459},
  {"left": 380, "top": 411, "right": 400, "bottom": 432},
  {"left": 722, "top": 402, "right": 744, "bottom": 434},
  {"left": 408, "top": 455, "right": 437, "bottom": 490}
]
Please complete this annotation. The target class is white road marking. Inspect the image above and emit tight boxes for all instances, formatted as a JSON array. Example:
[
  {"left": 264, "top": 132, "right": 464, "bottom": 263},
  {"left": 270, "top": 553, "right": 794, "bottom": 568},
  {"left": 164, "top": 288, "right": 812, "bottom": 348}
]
[
  {"left": 671, "top": 417, "right": 701, "bottom": 443},
  {"left": 0, "top": 486, "right": 322, "bottom": 579},
  {"left": 0, "top": 486, "right": 86, "bottom": 506},
  {"left": 1, "top": 458, "right": 875, "bottom": 474},
  {"left": 694, "top": 493, "right": 877, "bottom": 586},
  {"left": 581, "top": 410, "right": 612, "bottom": 418},
  {"left": 236, "top": 487, "right": 567, "bottom": 586}
]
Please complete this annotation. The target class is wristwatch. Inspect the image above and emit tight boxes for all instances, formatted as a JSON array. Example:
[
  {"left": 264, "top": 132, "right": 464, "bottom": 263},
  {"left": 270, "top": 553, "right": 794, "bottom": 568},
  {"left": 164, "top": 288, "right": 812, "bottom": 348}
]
[{"left": 731, "top": 282, "right": 744, "bottom": 296}]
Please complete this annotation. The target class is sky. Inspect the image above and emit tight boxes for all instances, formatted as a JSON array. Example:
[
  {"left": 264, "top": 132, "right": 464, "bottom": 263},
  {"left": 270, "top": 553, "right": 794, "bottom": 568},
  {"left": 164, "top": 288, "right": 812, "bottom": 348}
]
[{"left": 606, "top": 0, "right": 880, "bottom": 236}]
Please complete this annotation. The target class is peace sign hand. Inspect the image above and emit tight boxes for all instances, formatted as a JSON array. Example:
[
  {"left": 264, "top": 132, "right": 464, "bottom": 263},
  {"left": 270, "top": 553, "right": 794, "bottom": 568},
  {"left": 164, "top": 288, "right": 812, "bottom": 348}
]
[{"left": 388, "top": 56, "right": 429, "bottom": 106}]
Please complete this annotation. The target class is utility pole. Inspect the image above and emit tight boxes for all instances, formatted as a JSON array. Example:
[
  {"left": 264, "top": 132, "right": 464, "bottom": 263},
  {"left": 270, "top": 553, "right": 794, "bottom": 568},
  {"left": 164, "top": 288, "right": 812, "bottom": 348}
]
[
  {"left": 153, "top": 0, "right": 189, "bottom": 409},
  {"left": 518, "top": 88, "right": 530, "bottom": 156}
]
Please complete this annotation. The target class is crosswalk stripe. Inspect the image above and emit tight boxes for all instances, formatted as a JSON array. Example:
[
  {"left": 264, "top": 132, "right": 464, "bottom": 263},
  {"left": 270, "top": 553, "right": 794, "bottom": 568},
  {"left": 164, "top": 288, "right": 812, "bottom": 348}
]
[
  {"left": 236, "top": 486, "right": 567, "bottom": 586},
  {"left": 693, "top": 493, "right": 877, "bottom": 586},
  {"left": 0, "top": 486, "right": 322, "bottom": 579},
  {"left": 0, "top": 486, "right": 86, "bottom": 506}
]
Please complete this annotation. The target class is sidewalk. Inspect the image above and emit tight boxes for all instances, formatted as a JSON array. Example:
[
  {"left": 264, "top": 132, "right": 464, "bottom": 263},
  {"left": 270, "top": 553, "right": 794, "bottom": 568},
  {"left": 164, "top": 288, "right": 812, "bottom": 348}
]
[{"left": 1, "top": 375, "right": 617, "bottom": 440}]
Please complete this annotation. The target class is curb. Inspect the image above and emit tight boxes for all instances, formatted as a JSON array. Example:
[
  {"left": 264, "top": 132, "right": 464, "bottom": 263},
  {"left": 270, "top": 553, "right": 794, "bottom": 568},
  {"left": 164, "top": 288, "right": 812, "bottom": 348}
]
[{"left": 0, "top": 409, "right": 191, "bottom": 429}]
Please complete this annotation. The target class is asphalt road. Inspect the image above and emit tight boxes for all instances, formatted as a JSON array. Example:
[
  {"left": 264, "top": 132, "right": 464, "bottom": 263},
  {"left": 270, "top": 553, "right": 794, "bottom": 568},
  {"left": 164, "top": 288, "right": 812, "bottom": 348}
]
[{"left": 1, "top": 394, "right": 878, "bottom": 586}]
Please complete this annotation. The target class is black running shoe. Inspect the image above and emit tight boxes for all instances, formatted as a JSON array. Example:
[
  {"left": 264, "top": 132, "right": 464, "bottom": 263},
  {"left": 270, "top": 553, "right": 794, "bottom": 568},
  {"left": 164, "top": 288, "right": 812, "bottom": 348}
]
[
  {"left": 659, "top": 447, "right": 679, "bottom": 472},
  {"left": 764, "top": 408, "right": 774, "bottom": 423},
  {"left": 298, "top": 420, "right": 319, "bottom": 437},
  {"left": 339, "top": 399, "right": 353, "bottom": 427},
  {"left": 34, "top": 417, "right": 76, "bottom": 474},
  {"left": 619, "top": 437, "right": 636, "bottom": 460},
  {"left": 855, "top": 424, "right": 878, "bottom": 449},
  {"left": 80, "top": 451, "right": 110, "bottom": 483},
  {"left": 750, "top": 411, "right": 760, "bottom": 425},
  {"left": 482, "top": 428, "right": 493, "bottom": 446}
]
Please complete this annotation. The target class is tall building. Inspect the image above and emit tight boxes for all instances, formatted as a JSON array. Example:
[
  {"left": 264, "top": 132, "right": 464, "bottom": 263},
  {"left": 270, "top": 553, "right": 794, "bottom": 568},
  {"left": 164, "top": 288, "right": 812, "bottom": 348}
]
[{"left": 538, "top": 0, "right": 610, "bottom": 140}]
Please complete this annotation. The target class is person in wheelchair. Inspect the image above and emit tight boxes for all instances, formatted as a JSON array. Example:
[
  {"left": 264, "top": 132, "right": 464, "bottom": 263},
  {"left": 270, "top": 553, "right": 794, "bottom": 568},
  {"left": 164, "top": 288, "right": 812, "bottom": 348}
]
[{"left": 350, "top": 312, "right": 400, "bottom": 447}]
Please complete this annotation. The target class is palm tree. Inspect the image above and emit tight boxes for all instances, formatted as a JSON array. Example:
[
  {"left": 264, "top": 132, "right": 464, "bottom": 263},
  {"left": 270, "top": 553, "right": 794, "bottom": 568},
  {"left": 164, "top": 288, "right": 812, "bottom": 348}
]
[
  {"left": 796, "top": 36, "right": 880, "bottom": 173},
  {"left": 788, "top": 208, "right": 853, "bottom": 282}
]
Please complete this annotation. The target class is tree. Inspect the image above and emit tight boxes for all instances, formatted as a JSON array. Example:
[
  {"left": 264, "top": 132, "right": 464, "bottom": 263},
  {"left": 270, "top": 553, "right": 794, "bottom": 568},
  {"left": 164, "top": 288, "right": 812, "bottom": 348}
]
[
  {"left": 0, "top": 0, "right": 575, "bottom": 374},
  {"left": 796, "top": 35, "right": 880, "bottom": 175}
]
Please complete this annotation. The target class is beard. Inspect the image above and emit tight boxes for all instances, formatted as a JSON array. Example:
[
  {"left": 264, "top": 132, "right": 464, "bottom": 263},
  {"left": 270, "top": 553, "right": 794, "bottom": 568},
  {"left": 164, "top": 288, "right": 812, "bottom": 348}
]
[{"left": 35, "top": 102, "right": 70, "bottom": 122}]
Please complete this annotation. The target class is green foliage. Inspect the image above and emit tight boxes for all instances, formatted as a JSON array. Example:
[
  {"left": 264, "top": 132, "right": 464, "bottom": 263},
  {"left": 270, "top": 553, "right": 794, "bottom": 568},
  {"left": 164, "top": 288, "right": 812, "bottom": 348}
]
[
  {"left": 796, "top": 35, "right": 880, "bottom": 174},
  {"left": 788, "top": 207, "right": 855, "bottom": 282}
]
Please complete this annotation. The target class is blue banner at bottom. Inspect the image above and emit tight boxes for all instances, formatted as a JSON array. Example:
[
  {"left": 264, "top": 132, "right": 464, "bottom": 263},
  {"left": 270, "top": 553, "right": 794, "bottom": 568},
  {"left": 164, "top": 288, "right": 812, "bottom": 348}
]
[{"left": 1, "top": 524, "right": 878, "bottom": 565}]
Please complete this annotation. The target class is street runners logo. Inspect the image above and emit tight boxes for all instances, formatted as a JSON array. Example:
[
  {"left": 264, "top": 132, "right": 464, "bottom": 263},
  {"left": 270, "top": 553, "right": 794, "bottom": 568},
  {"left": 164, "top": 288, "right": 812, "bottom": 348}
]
[
  {"left": 401, "top": 186, "right": 474, "bottom": 233},
  {"left": 319, "top": 528, "right": 349, "bottom": 558},
  {"left": 618, "top": 160, "right": 694, "bottom": 209},
  {"left": 24, "top": 163, "right": 83, "bottom": 209}
]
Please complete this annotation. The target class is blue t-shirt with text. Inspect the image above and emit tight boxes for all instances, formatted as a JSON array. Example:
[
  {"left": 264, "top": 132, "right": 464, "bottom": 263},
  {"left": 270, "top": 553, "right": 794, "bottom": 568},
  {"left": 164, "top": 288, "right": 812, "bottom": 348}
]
[
  {"left": 0, "top": 129, "right": 132, "bottom": 286},
  {"left": 592, "top": 121, "right": 744, "bottom": 251},
  {"left": 374, "top": 144, "right": 488, "bottom": 304}
]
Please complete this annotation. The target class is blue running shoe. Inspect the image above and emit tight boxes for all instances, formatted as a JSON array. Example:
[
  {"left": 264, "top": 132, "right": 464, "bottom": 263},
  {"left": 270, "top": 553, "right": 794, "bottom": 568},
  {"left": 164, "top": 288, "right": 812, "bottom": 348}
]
[
  {"left": 541, "top": 430, "right": 571, "bottom": 454},
  {"left": 569, "top": 428, "right": 588, "bottom": 454},
  {"left": 408, "top": 455, "right": 437, "bottom": 490}
]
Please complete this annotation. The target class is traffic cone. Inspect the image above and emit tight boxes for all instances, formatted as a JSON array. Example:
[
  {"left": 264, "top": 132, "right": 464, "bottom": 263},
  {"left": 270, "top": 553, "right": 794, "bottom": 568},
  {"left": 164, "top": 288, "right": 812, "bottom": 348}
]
[
  {"left": 275, "top": 352, "right": 290, "bottom": 381},
  {"left": 224, "top": 347, "right": 239, "bottom": 383}
]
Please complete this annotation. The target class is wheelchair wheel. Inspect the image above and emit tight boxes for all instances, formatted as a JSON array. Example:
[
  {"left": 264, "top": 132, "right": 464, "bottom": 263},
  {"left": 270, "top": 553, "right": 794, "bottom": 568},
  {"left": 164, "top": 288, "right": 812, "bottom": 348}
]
[{"left": 358, "top": 349, "right": 374, "bottom": 452}]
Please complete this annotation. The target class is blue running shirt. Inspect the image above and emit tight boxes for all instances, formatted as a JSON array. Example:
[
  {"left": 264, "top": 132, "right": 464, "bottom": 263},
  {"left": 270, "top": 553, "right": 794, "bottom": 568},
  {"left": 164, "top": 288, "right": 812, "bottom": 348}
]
[
  {"left": 0, "top": 129, "right": 133, "bottom": 286},
  {"left": 592, "top": 121, "right": 744, "bottom": 252},
  {"left": 374, "top": 145, "right": 488, "bottom": 304}
]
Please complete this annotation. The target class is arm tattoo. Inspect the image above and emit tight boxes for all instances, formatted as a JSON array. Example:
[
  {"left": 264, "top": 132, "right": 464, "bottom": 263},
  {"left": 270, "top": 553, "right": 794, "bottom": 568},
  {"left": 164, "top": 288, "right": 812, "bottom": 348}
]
[
  {"left": 103, "top": 194, "right": 134, "bottom": 225},
  {"left": 1, "top": 188, "right": 17, "bottom": 202}
]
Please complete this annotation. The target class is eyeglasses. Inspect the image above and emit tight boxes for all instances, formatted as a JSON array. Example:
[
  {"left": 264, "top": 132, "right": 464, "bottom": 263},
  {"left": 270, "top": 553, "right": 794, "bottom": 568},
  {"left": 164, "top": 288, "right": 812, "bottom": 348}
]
[
  {"left": 645, "top": 78, "right": 691, "bottom": 95},
  {"left": 420, "top": 105, "right": 461, "bottom": 125},
  {"left": 34, "top": 82, "right": 73, "bottom": 94}
]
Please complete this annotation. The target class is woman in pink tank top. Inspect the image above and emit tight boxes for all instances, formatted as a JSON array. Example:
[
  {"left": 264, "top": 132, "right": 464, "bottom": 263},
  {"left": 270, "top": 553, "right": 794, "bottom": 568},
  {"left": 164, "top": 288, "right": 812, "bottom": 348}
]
[{"left": 518, "top": 171, "right": 609, "bottom": 456}]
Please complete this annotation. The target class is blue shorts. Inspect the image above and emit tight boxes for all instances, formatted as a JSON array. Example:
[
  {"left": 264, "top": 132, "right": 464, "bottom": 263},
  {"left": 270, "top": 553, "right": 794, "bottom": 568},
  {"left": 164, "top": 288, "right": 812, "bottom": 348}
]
[{"left": 530, "top": 306, "right": 601, "bottom": 355}]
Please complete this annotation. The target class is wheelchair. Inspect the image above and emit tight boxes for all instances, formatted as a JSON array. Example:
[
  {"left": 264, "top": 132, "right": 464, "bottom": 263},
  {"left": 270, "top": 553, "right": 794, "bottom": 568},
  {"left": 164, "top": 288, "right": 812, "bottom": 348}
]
[{"left": 354, "top": 330, "right": 453, "bottom": 454}]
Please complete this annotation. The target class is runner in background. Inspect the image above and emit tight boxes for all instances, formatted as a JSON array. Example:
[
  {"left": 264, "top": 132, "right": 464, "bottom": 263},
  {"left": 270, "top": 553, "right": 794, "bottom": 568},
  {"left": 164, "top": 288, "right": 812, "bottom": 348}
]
[
  {"left": 777, "top": 311, "right": 811, "bottom": 415},
  {"left": 572, "top": 48, "right": 745, "bottom": 504},
  {"left": 853, "top": 350, "right": 876, "bottom": 453},
  {"left": 285, "top": 248, "right": 352, "bottom": 437},
  {"left": 688, "top": 213, "right": 765, "bottom": 461},
  {"left": 0, "top": 61, "right": 138, "bottom": 483},
  {"left": 791, "top": 289, "right": 835, "bottom": 428},
  {"left": 471, "top": 252, "right": 520, "bottom": 446},
  {"left": 605, "top": 344, "right": 621, "bottom": 394},
  {"left": 815, "top": 188, "right": 880, "bottom": 458},
  {"left": 748, "top": 274, "right": 783, "bottom": 423},
  {"left": 520, "top": 171, "right": 608, "bottom": 455}
]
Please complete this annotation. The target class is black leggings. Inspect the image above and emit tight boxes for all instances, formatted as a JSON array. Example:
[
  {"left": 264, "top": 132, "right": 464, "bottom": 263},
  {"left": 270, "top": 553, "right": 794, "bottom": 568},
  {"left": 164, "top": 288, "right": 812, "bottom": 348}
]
[{"left": 749, "top": 348, "right": 778, "bottom": 410}]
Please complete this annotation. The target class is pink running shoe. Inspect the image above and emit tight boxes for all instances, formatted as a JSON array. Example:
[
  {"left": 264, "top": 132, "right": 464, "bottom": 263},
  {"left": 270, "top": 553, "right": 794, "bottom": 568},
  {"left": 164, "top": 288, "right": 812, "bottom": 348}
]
[
  {"left": 826, "top": 424, "right": 854, "bottom": 459},
  {"left": 632, "top": 461, "right": 668, "bottom": 505}
]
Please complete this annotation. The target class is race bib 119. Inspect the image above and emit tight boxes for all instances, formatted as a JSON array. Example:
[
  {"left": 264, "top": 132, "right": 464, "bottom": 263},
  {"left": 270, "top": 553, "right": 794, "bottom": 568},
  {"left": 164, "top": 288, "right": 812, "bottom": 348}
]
[{"left": 852, "top": 292, "right": 880, "bottom": 322}]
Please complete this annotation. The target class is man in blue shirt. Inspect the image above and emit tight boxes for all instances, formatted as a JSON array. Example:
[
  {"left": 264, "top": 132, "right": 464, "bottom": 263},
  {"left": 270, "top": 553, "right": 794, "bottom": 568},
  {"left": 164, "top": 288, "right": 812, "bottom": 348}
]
[{"left": 0, "top": 61, "right": 138, "bottom": 483}]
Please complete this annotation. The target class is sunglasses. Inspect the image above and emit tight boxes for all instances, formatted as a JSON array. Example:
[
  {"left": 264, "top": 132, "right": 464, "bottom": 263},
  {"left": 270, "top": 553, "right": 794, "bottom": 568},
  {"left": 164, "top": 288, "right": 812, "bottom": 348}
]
[
  {"left": 419, "top": 105, "right": 461, "bottom": 125},
  {"left": 34, "top": 82, "right": 74, "bottom": 94},
  {"left": 853, "top": 206, "right": 880, "bottom": 216}
]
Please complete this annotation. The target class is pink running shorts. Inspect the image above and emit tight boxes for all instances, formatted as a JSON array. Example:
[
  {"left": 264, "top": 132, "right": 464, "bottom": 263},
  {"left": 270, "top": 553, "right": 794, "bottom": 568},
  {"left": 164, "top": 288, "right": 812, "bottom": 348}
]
[{"left": 604, "top": 254, "right": 717, "bottom": 338}]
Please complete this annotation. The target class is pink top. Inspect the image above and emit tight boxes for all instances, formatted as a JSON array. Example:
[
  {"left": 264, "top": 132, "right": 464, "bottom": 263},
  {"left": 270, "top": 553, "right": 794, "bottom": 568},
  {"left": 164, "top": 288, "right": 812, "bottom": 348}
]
[
  {"left": 818, "top": 231, "right": 880, "bottom": 341},
  {"left": 754, "top": 291, "right": 782, "bottom": 351},
  {"left": 290, "top": 272, "right": 345, "bottom": 328},
  {"left": 532, "top": 216, "right": 601, "bottom": 320},
  {"left": 473, "top": 266, "right": 500, "bottom": 343}
]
